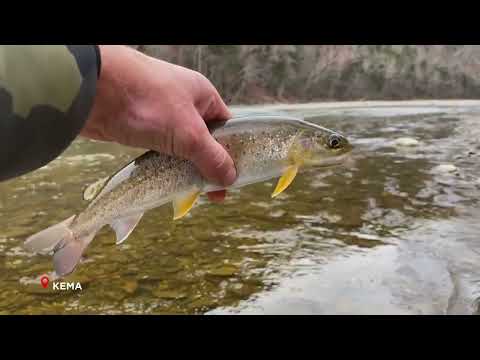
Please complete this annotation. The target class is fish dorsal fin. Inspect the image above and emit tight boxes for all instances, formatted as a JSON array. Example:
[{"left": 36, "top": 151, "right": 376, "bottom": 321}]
[
  {"left": 83, "top": 177, "right": 110, "bottom": 201},
  {"left": 172, "top": 188, "right": 201, "bottom": 220},
  {"left": 82, "top": 156, "right": 141, "bottom": 202},
  {"left": 110, "top": 213, "right": 144, "bottom": 245}
]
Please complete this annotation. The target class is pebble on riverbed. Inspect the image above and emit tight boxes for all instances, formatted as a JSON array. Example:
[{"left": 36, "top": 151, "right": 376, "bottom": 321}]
[
  {"left": 432, "top": 164, "right": 458, "bottom": 173},
  {"left": 394, "top": 137, "right": 420, "bottom": 147}
]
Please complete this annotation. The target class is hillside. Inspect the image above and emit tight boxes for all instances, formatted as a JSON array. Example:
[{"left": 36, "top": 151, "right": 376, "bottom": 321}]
[{"left": 131, "top": 45, "right": 480, "bottom": 104}]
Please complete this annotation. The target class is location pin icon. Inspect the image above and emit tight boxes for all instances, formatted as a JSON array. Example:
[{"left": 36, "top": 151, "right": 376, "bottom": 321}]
[{"left": 40, "top": 275, "right": 49, "bottom": 289}]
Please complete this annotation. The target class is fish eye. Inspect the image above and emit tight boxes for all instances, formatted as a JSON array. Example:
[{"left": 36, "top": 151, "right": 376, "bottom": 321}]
[{"left": 328, "top": 135, "right": 342, "bottom": 149}]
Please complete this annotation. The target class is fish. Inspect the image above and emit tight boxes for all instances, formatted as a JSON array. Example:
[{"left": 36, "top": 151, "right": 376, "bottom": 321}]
[{"left": 24, "top": 114, "right": 353, "bottom": 277}]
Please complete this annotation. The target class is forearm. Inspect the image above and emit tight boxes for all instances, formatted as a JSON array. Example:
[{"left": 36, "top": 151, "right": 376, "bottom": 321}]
[{"left": 0, "top": 45, "right": 101, "bottom": 182}]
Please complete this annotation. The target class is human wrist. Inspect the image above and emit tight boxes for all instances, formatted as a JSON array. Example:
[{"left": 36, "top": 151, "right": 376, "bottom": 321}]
[{"left": 82, "top": 45, "right": 136, "bottom": 141}]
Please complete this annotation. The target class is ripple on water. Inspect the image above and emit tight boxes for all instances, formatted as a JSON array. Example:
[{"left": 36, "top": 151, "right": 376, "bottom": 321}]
[{"left": 3, "top": 102, "right": 480, "bottom": 314}]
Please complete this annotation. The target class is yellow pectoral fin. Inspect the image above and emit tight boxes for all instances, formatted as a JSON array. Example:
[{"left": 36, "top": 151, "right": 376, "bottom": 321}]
[
  {"left": 272, "top": 165, "right": 299, "bottom": 198},
  {"left": 172, "top": 189, "right": 201, "bottom": 220}
]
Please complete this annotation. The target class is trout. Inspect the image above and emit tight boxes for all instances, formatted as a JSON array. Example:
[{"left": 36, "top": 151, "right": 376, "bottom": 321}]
[{"left": 24, "top": 114, "right": 353, "bottom": 276}]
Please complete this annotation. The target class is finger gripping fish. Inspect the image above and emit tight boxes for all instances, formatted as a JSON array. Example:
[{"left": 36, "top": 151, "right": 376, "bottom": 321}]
[{"left": 24, "top": 114, "right": 353, "bottom": 277}]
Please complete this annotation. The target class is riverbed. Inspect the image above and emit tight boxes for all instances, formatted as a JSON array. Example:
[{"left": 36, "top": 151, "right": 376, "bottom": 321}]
[{"left": 1, "top": 100, "right": 479, "bottom": 315}]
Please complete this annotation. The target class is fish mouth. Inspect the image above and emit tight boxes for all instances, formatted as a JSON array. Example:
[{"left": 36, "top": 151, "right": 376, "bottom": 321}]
[{"left": 308, "top": 152, "right": 352, "bottom": 168}]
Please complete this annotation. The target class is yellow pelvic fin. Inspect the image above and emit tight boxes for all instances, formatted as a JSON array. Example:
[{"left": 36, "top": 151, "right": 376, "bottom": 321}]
[
  {"left": 272, "top": 165, "right": 299, "bottom": 198},
  {"left": 172, "top": 189, "right": 201, "bottom": 220}
]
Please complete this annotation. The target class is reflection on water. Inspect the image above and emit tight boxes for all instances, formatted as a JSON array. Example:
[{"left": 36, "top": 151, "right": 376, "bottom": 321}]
[{"left": 1, "top": 101, "right": 480, "bottom": 315}]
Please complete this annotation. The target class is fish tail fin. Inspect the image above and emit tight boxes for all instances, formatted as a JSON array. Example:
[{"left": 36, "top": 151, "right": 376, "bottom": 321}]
[
  {"left": 53, "top": 238, "right": 89, "bottom": 277},
  {"left": 24, "top": 215, "right": 76, "bottom": 254},
  {"left": 24, "top": 215, "right": 96, "bottom": 277}
]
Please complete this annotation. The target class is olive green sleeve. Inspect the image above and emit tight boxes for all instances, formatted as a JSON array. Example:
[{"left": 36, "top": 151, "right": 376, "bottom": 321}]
[{"left": 0, "top": 45, "right": 100, "bottom": 182}]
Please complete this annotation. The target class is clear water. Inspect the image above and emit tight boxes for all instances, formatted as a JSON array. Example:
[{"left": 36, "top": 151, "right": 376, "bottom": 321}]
[{"left": 1, "top": 101, "right": 479, "bottom": 315}]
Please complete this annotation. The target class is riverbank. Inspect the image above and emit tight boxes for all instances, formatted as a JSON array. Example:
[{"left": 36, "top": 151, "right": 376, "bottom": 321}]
[{"left": 134, "top": 45, "right": 480, "bottom": 105}]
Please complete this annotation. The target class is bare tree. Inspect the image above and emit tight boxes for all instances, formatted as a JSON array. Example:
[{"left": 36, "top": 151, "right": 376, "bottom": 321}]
[{"left": 132, "top": 45, "right": 480, "bottom": 104}]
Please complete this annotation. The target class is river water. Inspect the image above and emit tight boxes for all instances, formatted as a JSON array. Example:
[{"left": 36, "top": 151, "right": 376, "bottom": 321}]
[{"left": 1, "top": 100, "right": 479, "bottom": 315}]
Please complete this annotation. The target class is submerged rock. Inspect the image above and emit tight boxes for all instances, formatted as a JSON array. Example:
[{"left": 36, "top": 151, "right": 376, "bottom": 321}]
[
  {"left": 394, "top": 137, "right": 420, "bottom": 147},
  {"left": 433, "top": 164, "right": 458, "bottom": 173},
  {"left": 153, "top": 289, "right": 187, "bottom": 300},
  {"left": 207, "top": 265, "right": 239, "bottom": 278},
  {"left": 121, "top": 280, "right": 138, "bottom": 295}
]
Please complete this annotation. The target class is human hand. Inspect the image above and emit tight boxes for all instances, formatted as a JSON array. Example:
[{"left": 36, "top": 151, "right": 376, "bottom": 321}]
[{"left": 81, "top": 45, "right": 236, "bottom": 202}]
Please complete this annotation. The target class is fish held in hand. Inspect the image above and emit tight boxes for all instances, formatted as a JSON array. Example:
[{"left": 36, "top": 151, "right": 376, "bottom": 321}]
[{"left": 24, "top": 114, "right": 353, "bottom": 276}]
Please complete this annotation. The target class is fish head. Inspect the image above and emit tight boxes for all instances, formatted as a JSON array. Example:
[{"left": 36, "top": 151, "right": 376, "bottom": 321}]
[{"left": 295, "top": 125, "right": 353, "bottom": 168}]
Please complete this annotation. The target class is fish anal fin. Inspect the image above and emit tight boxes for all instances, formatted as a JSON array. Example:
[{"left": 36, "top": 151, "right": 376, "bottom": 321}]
[
  {"left": 272, "top": 165, "right": 299, "bottom": 198},
  {"left": 110, "top": 213, "right": 144, "bottom": 245},
  {"left": 172, "top": 189, "right": 200, "bottom": 220}
]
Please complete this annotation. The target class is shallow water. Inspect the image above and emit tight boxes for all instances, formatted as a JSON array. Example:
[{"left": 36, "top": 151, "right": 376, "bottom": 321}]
[{"left": 1, "top": 101, "right": 480, "bottom": 315}]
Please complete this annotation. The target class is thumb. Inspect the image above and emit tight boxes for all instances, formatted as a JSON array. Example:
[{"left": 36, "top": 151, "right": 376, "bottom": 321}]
[
  {"left": 202, "top": 88, "right": 232, "bottom": 123},
  {"left": 191, "top": 134, "right": 237, "bottom": 187},
  {"left": 188, "top": 115, "right": 237, "bottom": 187}
]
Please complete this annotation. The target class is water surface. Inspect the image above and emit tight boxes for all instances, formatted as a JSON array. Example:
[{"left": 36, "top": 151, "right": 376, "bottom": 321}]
[{"left": 1, "top": 101, "right": 479, "bottom": 315}]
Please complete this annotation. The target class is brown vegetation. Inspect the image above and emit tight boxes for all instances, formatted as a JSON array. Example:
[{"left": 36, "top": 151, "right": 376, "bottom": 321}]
[{"left": 131, "top": 45, "right": 480, "bottom": 104}]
